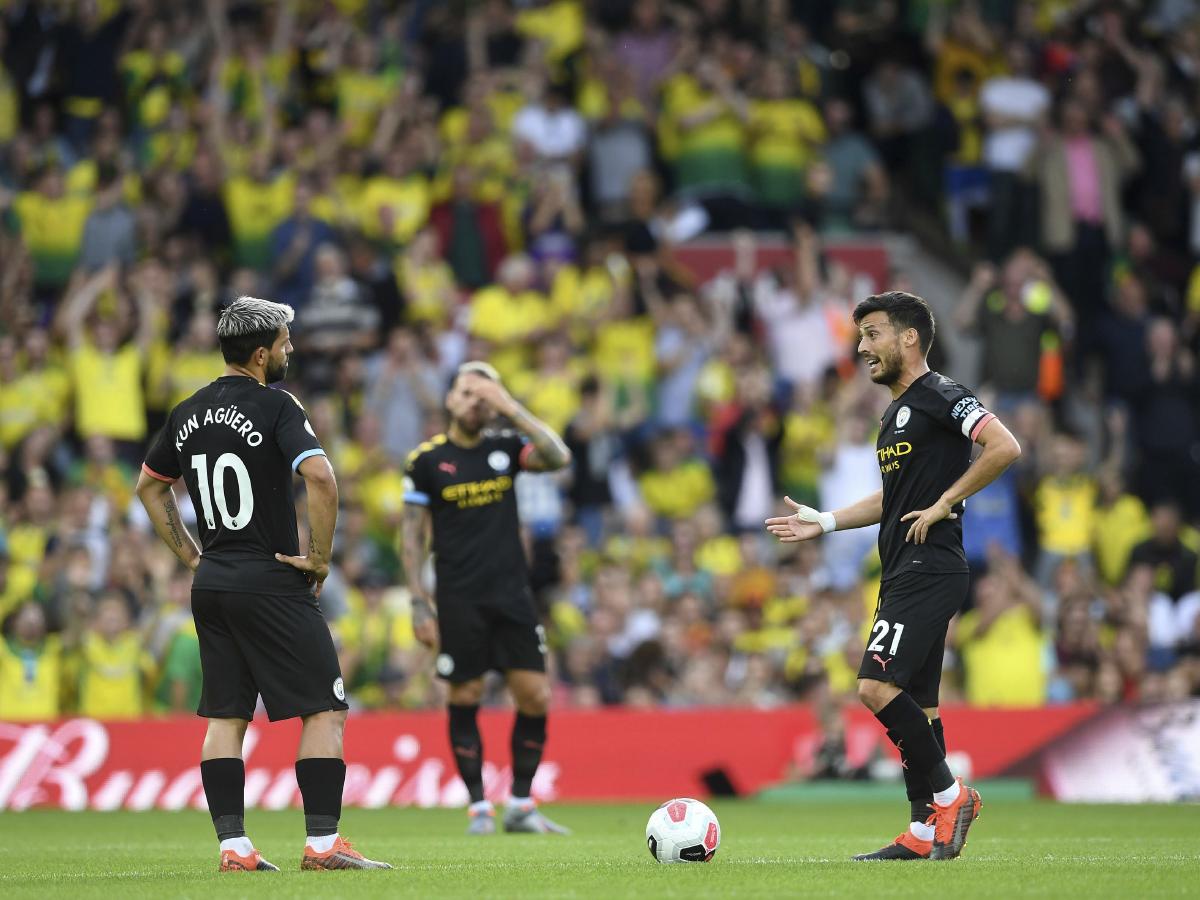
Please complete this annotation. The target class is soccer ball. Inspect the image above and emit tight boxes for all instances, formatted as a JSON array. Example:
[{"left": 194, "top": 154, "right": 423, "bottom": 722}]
[{"left": 645, "top": 798, "right": 721, "bottom": 863}]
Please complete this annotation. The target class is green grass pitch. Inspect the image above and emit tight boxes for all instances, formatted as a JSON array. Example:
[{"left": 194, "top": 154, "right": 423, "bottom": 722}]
[{"left": 1, "top": 797, "right": 1197, "bottom": 898}]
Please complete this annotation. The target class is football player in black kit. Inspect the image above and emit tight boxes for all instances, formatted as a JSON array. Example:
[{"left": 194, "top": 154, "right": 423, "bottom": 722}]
[
  {"left": 766, "top": 292, "right": 1021, "bottom": 861},
  {"left": 136, "top": 297, "right": 389, "bottom": 872},
  {"left": 402, "top": 361, "right": 573, "bottom": 835}
]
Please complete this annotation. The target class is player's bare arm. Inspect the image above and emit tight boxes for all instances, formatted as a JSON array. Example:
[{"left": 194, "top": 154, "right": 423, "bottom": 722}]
[
  {"left": 765, "top": 490, "right": 884, "bottom": 543},
  {"left": 901, "top": 416, "right": 1021, "bottom": 545},
  {"left": 135, "top": 471, "right": 202, "bottom": 572},
  {"left": 401, "top": 502, "right": 438, "bottom": 649},
  {"left": 471, "top": 377, "right": 573, "bottom": 471},
  {"left": 275, "top": 453, "right": 338, "bottom": 596}
]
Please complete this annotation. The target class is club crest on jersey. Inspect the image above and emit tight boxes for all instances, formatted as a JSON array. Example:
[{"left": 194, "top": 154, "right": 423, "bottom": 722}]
[
  {"left": 487, "top": 450, "right": 510, "bottom": 472},
  {"left": 438, "top": 461, "right": 457, "bottom": 475},
  {"left": 896, "top": 406, "right": 911, "bottom": 428},
  {"left": 332, "top": 677, "right": 345, "bottom": 701}
]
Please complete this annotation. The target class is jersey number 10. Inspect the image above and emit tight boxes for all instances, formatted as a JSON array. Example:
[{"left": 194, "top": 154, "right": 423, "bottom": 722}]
[{"left": 190, "top": 453, "right": 254, "bottom": 530}]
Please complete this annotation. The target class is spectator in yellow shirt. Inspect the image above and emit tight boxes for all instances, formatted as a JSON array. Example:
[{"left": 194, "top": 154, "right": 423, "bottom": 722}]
[
  {"left": 0, "top": 550, "right": 39, "bottom": 635},
  {"left": 747, "top": 59, "right": 826, "bottom": 221},
  {"left": 469, "top": 254, "right": 554, "bottom": 381},
  {"left": 1092, "top": 468, "right": 1151, "bottom": 586},
  {"left": 359, "top": 144, "right": 431, "bottom": 246},
  {"left": 1033, "top": 431, "right": 1097, "bottom": 584},
  {"left": 55, "top": 265, "right": 158, "bottom": 462},
  {"left": 638, "top": 428, "right": 717, "bottom": 523},
  {"left": 19, "top": 327, "right": 72, "bottom": 431},
  {"left": 67, "top": 436, "right": 136, "bottom": 514},
  {"left": 955, "top": 552, "right": 1048, "bottom": 707},
  {"left": 395, "top": 227, "right": 460, "bottom": 330},
  {"left": 73, "top": 594, "right": 153, "bottom": 720},
  {"left": 338, "top": 570, "right": 414, "bottom": 709},
  {"left": 223, "top": 151, "right": 295, "bottom": 270},
  {"left": 0, "top": 602, "right": 63, "bottom": 722},
  {"left": 507, "top": 332, "right": 584, "bottom": 435},
  {"left": 0, "top": 335, "right": 42, "bottom": 450},
  {"left": 662, "top": 58, "right": 750, "bottom": 200},
  {"left": 150, "top": 310, "right": 226, "bottom": 411},
  {"left": 336, "top": 35, "right": 399, "bottom": 148},
  {"left": 9, "top": 164, "right": 92, "bottom": 291}
]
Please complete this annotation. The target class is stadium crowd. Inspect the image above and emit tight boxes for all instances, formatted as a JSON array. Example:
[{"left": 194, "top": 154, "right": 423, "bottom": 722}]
[{"left": 1, "top": 0, "right": 1199, "bottom": 725}]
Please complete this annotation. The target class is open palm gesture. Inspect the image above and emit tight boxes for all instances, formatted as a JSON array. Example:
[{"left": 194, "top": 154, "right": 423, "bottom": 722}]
[{"left": 764, "top": 496, "right": 828, "bottom": 543}]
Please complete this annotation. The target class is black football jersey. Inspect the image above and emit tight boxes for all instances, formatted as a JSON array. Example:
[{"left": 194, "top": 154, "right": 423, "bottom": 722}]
[
  {"left": 403, "top": 430, "right": 531, "bottom": 596},
  {"left": 876, "top": 371, "right": 995, "bottom": 580},
  {"left": 142, "top": 375, "right": 325, "bottom": 594}
]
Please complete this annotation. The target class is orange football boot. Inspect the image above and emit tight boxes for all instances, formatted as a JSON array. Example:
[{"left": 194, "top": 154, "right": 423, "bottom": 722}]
[
  {"left": 300, "top": 836, "right": 392, "bottom": 870},
  {"left": 219, "top": 847, "right": 280, "bottom": 871},
  {"left": 852, "top": 828, "right": 932, "bottom": 861},
  {"left": 929, "top": 777, "right": 982, "bottom": 860}
]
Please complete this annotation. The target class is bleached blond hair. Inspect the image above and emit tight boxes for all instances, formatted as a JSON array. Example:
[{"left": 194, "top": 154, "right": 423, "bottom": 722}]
[
  {"left": 217, "top": 296, "right": 295, "bottom": 338},
  {"left": 456, "top": 360, "right": 501, "bottom": 382}
]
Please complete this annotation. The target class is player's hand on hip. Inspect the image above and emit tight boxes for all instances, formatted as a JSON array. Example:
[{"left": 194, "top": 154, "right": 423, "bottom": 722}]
[
  {"left": 411, "top": 596, "right": 439, "bottom": 650},
  {"left": 900, "top": 498, "right": 956, "bottom": 544},
  {"left": 764, "top": 496, "right": 826, "bottom": 543},
  {"left": 274, "top": 552, "right": 330, "bottom": 596},
  {"left": 413, "top": 619, "right": 439, "bottom": 651}
]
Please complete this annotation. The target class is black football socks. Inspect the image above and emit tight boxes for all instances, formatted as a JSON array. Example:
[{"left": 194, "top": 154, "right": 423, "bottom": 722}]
[
  {"left": 295, "top": 757, "right": 345, "bottom": 837},
  {"left": 200, "top": 757, "right": 246, "bottom": 841},
  {"left": 900, "top": 715, "right": 948, "bottom": 822},
  {"left": 449, "top": 704, "right": 485, "bottom": 804},
  {"left": 510, "top": 713, "right": 547, "bottom": 799},
  {"left": 875, "top": 693, "right": 954, "bottom": 794}
]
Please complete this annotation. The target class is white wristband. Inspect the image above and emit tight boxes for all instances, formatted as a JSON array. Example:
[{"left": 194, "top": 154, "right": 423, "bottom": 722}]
[{"left": 795, "top": 505, "right": 836, "bottom": 534}]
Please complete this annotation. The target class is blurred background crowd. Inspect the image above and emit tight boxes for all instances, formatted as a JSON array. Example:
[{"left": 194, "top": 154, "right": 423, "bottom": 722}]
[{"left": 2, "top": 0, "right": 1200, "bottom": 727}]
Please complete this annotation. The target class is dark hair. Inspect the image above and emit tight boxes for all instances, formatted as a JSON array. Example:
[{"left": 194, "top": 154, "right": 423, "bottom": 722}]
[
  {"left": 216, "top": 296, "right": 293, "bottom": 365},
  {"left": 219, "top": 328, "right": 280, "bottom": 365},
  {"left": 852, "top": 291, "right": 936, "bottom": 355}
]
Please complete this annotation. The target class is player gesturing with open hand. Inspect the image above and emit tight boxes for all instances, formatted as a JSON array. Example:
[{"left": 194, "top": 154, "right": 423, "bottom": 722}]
[
  {"left": 765, "top": 497, "right": 835, "bottom": 542},
  {"left": 765, "top": 292, "right": 1021, "bottom": 862}
]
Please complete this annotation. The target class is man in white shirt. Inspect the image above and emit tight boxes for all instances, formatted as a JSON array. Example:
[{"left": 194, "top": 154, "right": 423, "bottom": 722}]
[
  {"left": 979, "top": 42, "right": 1050, "bottom": 260},
  {"left": 513, "top": 82, "right": 586, "bottom": 165}
]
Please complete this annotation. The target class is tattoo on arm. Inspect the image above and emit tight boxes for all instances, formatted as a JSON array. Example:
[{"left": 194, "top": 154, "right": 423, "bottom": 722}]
[
  {"left": 401, "top": 504, "right": 434, "bottom": 618},
  {"left": 162, "top": 495, "right": 184, "bottom": 550},
  {"left": 510, "top": 407, "right": 571, "bottom": 470},
  {"left": 151, "top": 489, "right": 199, "bottom": 569}
]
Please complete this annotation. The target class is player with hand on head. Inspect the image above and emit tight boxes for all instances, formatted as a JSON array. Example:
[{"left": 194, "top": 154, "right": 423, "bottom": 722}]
[
  {"left": 402, "top": 361, "right": 573, "bottom": 836},
  {"left": 135, "top": 296, "right": 390, "bottom": 872},
  {"left": 766, "top": 292, "right": 1021, "bottom": 861}
]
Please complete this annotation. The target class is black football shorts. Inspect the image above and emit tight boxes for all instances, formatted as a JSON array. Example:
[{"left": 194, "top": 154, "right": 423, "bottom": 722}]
[
  {"left": 192, "top": 589, "right": 349, "bottom": 721},
  {"left": 434, "top": 582, "right": 547, "bottom": 683},
  {"left": 857, "top": 571, "right": 970, "bottom": 708}
]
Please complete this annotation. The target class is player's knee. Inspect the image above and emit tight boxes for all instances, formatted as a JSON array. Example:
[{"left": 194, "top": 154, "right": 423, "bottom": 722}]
[
  {"left": 306, "top": 707, "right": 347, "bottom": 736},
  {"left": 448, "top": 679, "right": 485, "bottom": 706},
  {"left": 201, "top": 718, "right": 249, "bottom": 759},
  {"left": 857, "top": 677, "right": 896, "bottom": 711},
  {"left": 516, "top": 681, "right": 550, "bottom": 716}
]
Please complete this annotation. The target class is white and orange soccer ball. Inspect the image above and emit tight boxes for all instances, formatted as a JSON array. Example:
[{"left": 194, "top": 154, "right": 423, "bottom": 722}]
[{"left": 645, "top": 798, "right": 721, "bottom": 863}]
